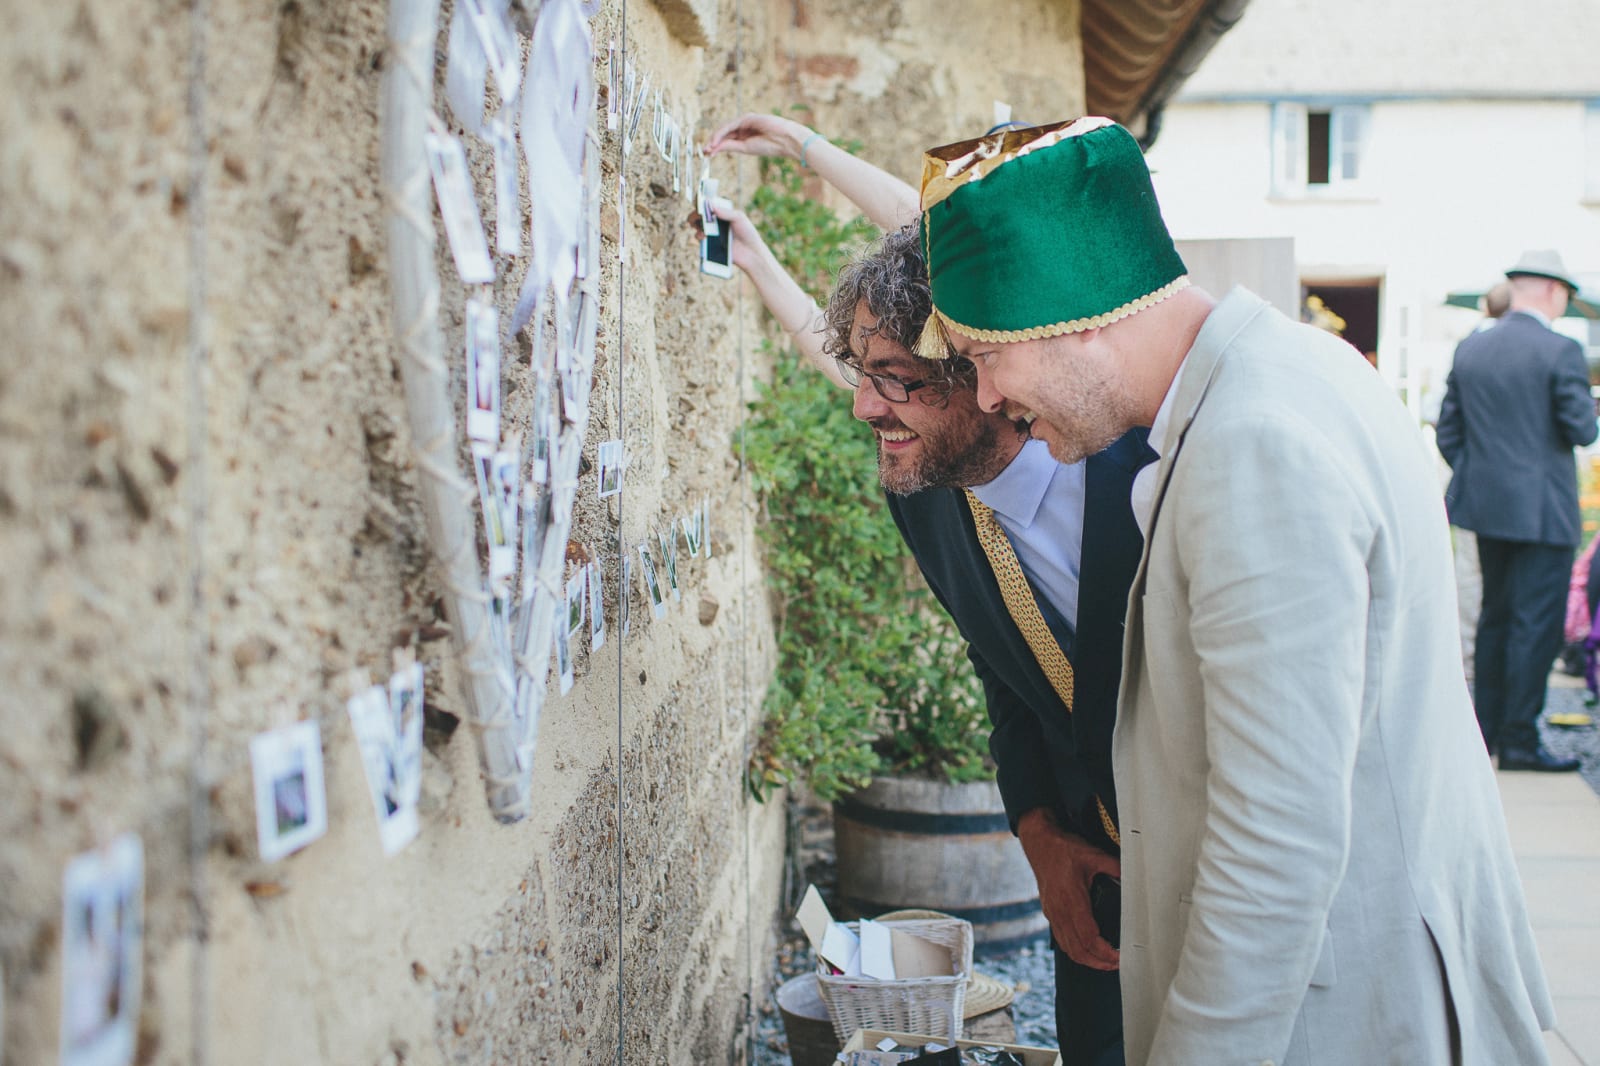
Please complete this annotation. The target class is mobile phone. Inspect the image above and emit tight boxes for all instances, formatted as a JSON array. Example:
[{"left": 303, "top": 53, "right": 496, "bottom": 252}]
[
  {"left": 700, "top": 220, "right": 732, "bottom": 278},
  {"left": 1090, "top": 873, "right": 1121, "bottom": 949}
]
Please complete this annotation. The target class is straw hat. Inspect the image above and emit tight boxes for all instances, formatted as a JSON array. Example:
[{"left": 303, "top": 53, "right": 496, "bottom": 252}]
[{"left": 1505, "top": 249, "right": 1579, "bottom": 293}]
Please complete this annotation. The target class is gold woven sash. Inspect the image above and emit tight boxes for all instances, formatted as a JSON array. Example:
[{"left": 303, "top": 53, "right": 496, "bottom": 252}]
[{"left": 965, "top": 490, "right": 1120, "bottom": 847}]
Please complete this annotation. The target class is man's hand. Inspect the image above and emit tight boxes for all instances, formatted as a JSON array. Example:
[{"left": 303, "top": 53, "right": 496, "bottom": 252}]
[
  {"left": 703, "top": 113, "right": 813, "bottom": 162},
  {"left": 1017, "top": 807, "right": 1121, "bottom": 971}
]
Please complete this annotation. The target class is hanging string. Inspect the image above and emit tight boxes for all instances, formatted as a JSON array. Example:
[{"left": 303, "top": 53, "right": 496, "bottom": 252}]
[
  {"left": 184, "top": 0, "right": 213, "bottom": 1061},
  {"left": 614, "top": 0, "right": 628, "bottom": 1059}
]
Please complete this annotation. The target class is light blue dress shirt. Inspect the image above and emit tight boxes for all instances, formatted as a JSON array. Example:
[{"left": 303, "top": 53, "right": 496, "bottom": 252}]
[{"left": 970, "top": 438, "right": 1086, "bottom": 629}]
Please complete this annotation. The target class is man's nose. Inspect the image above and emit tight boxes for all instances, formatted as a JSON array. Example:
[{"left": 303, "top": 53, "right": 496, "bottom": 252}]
[
  {"left": 852, "top": 380, "right": 888, "bottom": 421},
  {"left": 973, "top": 361, "right": 1005, "bottom": 414}
]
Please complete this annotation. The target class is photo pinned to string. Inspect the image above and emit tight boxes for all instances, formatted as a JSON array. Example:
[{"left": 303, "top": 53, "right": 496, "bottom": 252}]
[
  {"left": 554, "top": 597, "right": 575, "bottom": 694},
  {"left": 657, "top": 526, "right": 681, "bottom": 601},
  {"left": 249, "top": 718, "right": 329, "bottom": 863},
  {"left": 465, "top": 297, "right": 501, "bottom": 442},
  {"left": 577, "top": 128, "right": 603, "bottom": 282},
  {"left": 59, "top": 834, "right": 142, "bottom": 1066},
  {"left": 473, "top": 442, "right": 515, "bottom": 584},
  {"left": 493, "top": 444, "right": 521, "bottom": 581},
  {"left": 347, "top": 676, "right": 422, "bottom": 856},
  {"left": 565, "top": 567, "right": 585, "bottom": 637},
  {"left": 444, "top": 0, "right": 490, "bottom": 137},
  {"left": 460, "top": 0, "right": 521, "bottom": 104},
  {"left": 587, "top": 559, "right": 606, "bottom": 650},
  {"left": 681, "top": 506, "right": 703, "bottom": 558},
  {"left": 424, "top": 120, "right": 495, "bottom": 285},
  {"left": 489, "top": 113, "right": 521, "bottom": 257},
  {"left": 558, "top": 291, "right": 596, "bottom": 429},
  {"left": 701, "top": 495, "right": 713, "bottom": 559},
  {"left": 623, "top": 66, "right": 650, "bottom": 159},
  {"left": 513, "top": 0, "right": 591, "bottom": 334},
  {"left": 638, "top": 542, "right": 667, "bottom": 619},
  {"left": 605, "top": 39, "right": 619, "bottom": 131},
  {"left": 597, "top": 439, "right": 623, "bottom": 497}
]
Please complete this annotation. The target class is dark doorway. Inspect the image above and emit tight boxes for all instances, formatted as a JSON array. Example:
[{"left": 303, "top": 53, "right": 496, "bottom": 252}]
[{"left": 1302, "top": 280, "right": 1381, "bottom": 367}]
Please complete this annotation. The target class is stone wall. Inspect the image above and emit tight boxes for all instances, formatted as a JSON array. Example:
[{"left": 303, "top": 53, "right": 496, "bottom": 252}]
[{"left": 0, "top": 0, "right": 1083, "bottom": 1062}]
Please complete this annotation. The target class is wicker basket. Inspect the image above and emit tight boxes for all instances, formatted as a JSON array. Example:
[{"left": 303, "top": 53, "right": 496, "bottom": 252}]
[{"left": 814, "top": 917, "right": 974, "bottom": 1044}]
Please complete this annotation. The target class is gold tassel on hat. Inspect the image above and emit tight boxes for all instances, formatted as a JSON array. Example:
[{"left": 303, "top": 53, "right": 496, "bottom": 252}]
[{"left": 916, "top": 310, "right": 951, "bottom": 360}]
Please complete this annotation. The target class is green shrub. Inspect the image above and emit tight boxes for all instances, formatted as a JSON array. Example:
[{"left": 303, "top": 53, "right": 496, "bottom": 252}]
[{"left": 741, "top": 148, "right": 989, "bottom": 802}]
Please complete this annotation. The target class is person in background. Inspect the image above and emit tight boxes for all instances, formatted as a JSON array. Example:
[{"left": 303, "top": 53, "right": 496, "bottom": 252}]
[
  {"left": 702, "top": 113, "right": 1144, "bottom": 1065},
  {"left": 1437, "top": 249, "right": 1597, "bottom": 772}
]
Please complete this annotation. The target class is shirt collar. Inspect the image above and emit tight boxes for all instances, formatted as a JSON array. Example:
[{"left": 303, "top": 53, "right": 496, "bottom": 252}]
[
  {"left": 971, "top": 438, "right": 1062, "bottom": 527},
  {"left": 1511, "top": 306, "right": 1553, "bottom": 328},
  {"left": 1146, "top": 353, "right": 1191, "bottom": 462}
]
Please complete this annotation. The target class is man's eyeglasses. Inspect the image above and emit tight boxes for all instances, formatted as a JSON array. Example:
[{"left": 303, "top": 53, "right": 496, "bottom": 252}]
[{"left": 834, "top": 356, "right": 927, "bottom": 404}]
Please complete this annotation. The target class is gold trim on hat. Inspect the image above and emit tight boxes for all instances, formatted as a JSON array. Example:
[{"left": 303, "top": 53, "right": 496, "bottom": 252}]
[
  {"left": 917, "top": 275, "right": 1191, "bottom": 359},
  {"left": 919, "top": 116, "right": 1116, "bottom": 213}
]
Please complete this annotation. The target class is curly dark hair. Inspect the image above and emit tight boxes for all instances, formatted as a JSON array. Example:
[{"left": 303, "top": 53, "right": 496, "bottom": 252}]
[{"left": 822, "top": 224, "right": 977, "bottom": 406}]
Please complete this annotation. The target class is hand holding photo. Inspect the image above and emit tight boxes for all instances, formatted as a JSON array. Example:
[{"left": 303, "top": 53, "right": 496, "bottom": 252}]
[
  {"left": 249, "top": 720, "right": 329, "bottom": 863},
  {"left": 60, "top": 834, "right": 143, "bottom": 1066}
]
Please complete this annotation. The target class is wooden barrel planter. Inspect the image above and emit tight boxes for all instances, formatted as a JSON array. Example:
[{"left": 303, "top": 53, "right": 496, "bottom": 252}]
[{"left": 832, "top": 776, "right": 1049, "bottom": 956}]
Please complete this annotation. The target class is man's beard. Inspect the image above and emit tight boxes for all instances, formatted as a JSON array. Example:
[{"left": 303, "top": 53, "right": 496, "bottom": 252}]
[{"left": 873, "top": 413, "right": 1010, "bottom": 495}]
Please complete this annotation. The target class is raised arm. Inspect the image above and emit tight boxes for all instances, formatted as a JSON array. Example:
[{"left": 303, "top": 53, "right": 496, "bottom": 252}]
[
  {"left": 704, "top": 113, "right": 919, "bottom": 232},
  {"left": 701, "top": 197, "right": 849, "bottom": 390}
]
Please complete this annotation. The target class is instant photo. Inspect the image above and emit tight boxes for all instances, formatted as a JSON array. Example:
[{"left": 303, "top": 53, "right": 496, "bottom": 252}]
[
  {"left": 620, "top": 554, "right": 633, "bottom": 636},
  {"left": 249, "top": 720, "right": 329, "bottom": 863},
  {"left": 60, "top": 834, "right": 142, "bottom": 1066},
  {"left": 657, "top": 528, "right": 680, "bottom": 602},
  {"left": 588, "top": 560, "right": 605, "bottom": 651},
  {"left": 465, "top": 298, "right": 501, "bottom": 443},
  {"left": 491, "top": 447, "right": 520, "bottom": 582},
  {"left": 555, "top": 600, "right": 575, "bottom": 694},
  {"left": 681, "top": 508, "right": 702, "bottom": 558},
  {"left": 597, "top": 439, "right": 623, "bottom": 498},
  {"left": 489, "top": 114, "right": 522, "bottom": 257},
  {"left": 347, "top": 684, "right": 421, "bottom": 856},
  {"left": 423, "top": 127, "right": 495, "bottom": 285},
  {"left": 638, "top": 543, "right": 667, "bottom": 619},
  {"left": 473, "top": 442, "right": 514, "bottom": 582},
  {"left": 565, "top": 570, "right": 585, "bottom": 637}
]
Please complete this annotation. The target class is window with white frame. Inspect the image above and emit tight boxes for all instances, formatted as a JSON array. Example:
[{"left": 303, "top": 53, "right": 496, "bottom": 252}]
[
  {"left": 1585, "top": 100, "right": 1600, "bottom": 202},
  {"left": 1271, "top": 102, "right": 1370, "bottom": 197}
]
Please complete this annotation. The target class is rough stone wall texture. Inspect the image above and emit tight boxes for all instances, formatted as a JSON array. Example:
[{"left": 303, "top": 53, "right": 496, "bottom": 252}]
[{"left": 0, "top": 0, "right": 1084, "bottom": 1062}]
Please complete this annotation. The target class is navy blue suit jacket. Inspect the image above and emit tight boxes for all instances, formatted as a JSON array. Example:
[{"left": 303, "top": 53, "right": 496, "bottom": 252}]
[
  {"left": 1437, "top": 310, "right": 1598, "bottom": 547},
  {"left": 885, "top": 430, "right": 1148, "bottom": 844}
]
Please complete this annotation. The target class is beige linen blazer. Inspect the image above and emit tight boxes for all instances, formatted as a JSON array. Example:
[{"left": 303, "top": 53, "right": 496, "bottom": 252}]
[{"left": 1114, "top": 289, "right": 1554, "bottom": 1066}]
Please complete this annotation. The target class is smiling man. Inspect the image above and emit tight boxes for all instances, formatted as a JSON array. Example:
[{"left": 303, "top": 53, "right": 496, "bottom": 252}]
[
  {"left": 697, "top": 156, "right": 1144, "bottom": 1060},
  {"left": 917, "top": 117, "right": 1556, "bottom": 1066}
]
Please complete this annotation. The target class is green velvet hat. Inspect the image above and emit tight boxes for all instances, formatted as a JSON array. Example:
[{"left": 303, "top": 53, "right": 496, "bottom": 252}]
[{"left": 916, "top": 117, "right": 1188, "bottom": 359}]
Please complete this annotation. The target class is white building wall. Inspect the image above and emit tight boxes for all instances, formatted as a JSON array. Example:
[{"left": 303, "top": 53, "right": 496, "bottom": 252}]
[{"left": 1148, "top": 97, "right": 1600, "bottom": 414}]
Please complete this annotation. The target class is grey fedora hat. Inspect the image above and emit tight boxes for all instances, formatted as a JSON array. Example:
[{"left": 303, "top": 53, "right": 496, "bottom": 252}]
[{"left": 1505, "top": 249, "right": 1579, "bottom": 292}]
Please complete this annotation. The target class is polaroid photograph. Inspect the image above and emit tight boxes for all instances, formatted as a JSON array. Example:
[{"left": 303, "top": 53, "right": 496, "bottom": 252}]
[
  {"left": 530, "top": 373, "right": 554, "bottom": 486},
  {"left": 465, "top": 298, "right": 501, "bottom": 443},
  {"left": 620, "top": 554, "right": 632, "bottom": 636},
  {"left": 387, "top": 662, "right": 425, "bottom": 822},
  {"left": 577, "top": 131, "right": 601, "bottom": 282},
  {"left": 681, "top": 508, "right": 702, "bottom": 559},
  {"left": 597, "top": 439, "right": 623, "bottom": 498},
  {"left": 461, "top": 0, "right": 520, "bottom": 102},
  {"left": 657, "top": 528, "right": 681, "bottom": 602},
  {"left": 492, "top": 447, "right": 520, "bottom": 582},
  {"left": 698, "top": 175, "right": 719, "bottom": 236},
  {"left": 347, "top": 684, "right": 421, "bottom": 857},
  {"left": 473, "top": 443, "right": 513, "bottom": 578},
  {"left": 423, "top": 127, "right": 495, "bottom": 285},
  {"left": 489, "top": 113, "right": 521, "bottom": 257},
  {"left": 588, "top": 560, "right": 606, "bottom": 651},
  {"left": 606, "top": 38, "right": 619, "bottom": 131},
  {"left": 702, "top": 496, "right": 713, "bottom": 559},
  {"left": 59, "top": 833, "right": 142, "bottom": 1066},
  {"left": 554, "top": 600, "right": 575, "bottom": 694},
  {"left": 549, "top": 429, "right": 582, "bottom": 528},
  {"left": 638, "top": 543, "right": 667, "bottom": 619},
  {"left": 565, "top": 569, "right": 585, "bottom": 637},
  {"left": 249, "top": 720, "right": 328, "bottom": 863},
  {"left": 444, "top": 0, "right": 489, "bottom": 136}
]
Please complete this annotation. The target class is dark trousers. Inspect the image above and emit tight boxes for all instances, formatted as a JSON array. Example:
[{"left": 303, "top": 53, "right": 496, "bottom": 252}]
[
  {"left": 1474, "top": 536, "right": 1572, "bottom": 752},
  {"left": 1054, "top": 947, "right": 1123, "bottom": 1066}
]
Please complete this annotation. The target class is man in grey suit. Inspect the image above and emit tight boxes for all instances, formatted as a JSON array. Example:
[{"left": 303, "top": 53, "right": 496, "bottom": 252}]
[
  {"left": 1437, "top": 249, "right": 1597, "bottom": 772},
  {"left": 916, "top": 118, "right": 1554, "bottom": 1066}
]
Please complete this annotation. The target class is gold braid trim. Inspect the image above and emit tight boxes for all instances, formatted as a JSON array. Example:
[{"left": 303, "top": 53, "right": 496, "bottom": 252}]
[
  {"left": 965, "top": 491, "right": 1121, "bottom": 847},
  {"left": 920, "top": 275, "right": 1191, "bottom": 360}
]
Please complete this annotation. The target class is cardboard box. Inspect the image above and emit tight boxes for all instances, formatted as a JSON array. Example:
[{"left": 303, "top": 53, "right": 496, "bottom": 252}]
[{"left": 841, "top": 1028, "right": 1063, "bottom": 1066}]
